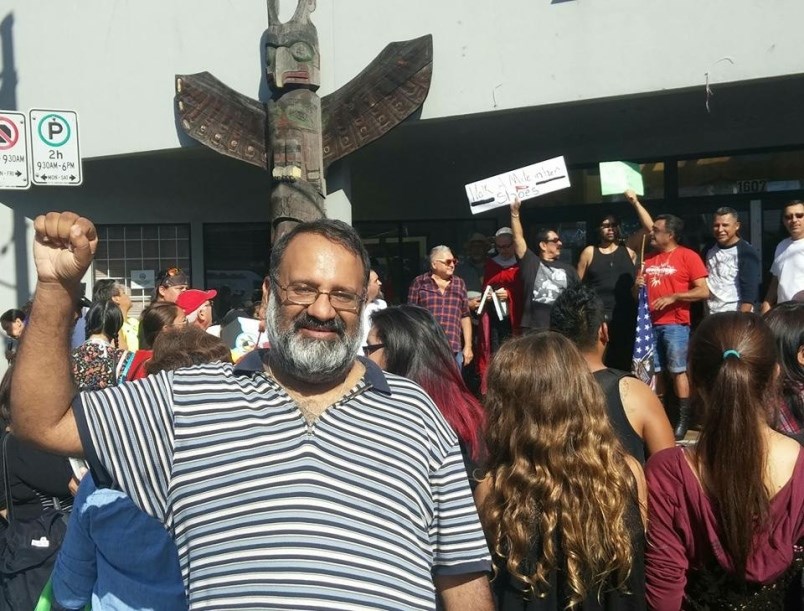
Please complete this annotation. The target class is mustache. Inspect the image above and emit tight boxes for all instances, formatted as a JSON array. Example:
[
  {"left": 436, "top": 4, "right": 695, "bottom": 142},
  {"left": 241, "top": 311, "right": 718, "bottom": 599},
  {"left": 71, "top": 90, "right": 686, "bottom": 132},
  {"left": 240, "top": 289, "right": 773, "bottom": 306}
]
[{"left": 293, "top": 313, "right": 345, "bottom": 336}]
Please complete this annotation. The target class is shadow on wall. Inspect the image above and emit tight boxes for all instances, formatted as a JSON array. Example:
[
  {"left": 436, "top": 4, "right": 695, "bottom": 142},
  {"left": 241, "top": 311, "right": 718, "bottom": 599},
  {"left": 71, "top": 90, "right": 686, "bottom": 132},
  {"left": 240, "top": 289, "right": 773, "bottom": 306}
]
[
  {"left": 0, "top": 209, "right": 30, "bottom": 310},
  {"left": 0, "top": 13, "right": 17, "bottom": 111},
  {"left": 0, "top": 14, "right": 29, "bottom": 306}
]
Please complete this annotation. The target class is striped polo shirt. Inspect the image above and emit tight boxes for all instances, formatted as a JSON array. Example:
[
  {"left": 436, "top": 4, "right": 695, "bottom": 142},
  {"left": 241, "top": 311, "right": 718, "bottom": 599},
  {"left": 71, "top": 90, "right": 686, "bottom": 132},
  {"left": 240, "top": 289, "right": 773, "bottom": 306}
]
[{"left": 74, "top": 354, "right": 491, "bottom": 610}]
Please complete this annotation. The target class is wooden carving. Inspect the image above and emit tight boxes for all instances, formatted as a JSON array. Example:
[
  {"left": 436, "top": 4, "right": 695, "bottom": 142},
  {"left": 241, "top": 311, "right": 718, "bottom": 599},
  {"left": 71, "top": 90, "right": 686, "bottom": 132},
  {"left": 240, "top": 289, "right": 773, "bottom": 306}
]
[{"left": 175, "top": 0, "right": 433, "bottom": 240}]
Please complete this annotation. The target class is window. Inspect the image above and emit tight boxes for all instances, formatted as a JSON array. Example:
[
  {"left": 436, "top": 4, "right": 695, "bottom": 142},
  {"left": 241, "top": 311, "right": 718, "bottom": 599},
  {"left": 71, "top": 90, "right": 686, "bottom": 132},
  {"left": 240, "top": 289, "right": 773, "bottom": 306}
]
[
  {"left": 678, "top": 151, "right": 804, "bottom": 197},
  {"left": 94, "top": 224, "right": 190, "bottom": 314}
]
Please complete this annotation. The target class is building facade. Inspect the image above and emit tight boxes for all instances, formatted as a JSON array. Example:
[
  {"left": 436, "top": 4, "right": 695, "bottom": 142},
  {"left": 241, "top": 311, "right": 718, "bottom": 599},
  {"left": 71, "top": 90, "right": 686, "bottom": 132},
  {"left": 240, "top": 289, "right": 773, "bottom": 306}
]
[{"left": 2, "top": 0, "right": 804, "bottom": 368}]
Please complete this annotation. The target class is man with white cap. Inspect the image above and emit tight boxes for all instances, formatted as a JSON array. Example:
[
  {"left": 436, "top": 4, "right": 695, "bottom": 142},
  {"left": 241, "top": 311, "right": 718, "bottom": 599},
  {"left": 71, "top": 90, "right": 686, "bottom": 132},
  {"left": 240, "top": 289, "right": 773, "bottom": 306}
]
[{"left": 176, "top": 289, "right": 217, "bottom": 332}]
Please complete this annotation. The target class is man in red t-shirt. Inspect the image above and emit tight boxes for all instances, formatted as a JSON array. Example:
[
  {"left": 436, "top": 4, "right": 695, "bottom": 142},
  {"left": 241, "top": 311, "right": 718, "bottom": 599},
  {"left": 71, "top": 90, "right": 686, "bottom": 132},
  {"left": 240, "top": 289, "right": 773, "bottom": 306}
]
[{"left": 636, "top": 214, "right": 709, "bottom": 440}]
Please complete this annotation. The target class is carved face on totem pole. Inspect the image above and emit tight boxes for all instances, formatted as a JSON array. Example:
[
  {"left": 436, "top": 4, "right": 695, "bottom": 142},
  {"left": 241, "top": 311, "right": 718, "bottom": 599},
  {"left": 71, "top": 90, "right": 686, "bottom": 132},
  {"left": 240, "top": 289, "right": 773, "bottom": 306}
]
[
  {"left": 265, "top": 0, "right": 320, "bottom": 92},
  {"left": 175, "top": 0, "right": 433, "bottom": 242}
]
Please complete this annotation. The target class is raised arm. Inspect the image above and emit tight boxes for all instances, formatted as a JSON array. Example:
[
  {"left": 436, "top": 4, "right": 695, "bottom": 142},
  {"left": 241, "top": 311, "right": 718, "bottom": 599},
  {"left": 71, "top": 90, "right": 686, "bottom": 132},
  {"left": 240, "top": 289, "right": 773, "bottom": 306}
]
[
  {"left": 624, "top": 189, "right": 654, "bottom": 253},
  {"left": 10, "top": 212, "right": 97, "bottom": 455},
  {"left": 510, "top": 198, "right": 527, "bottom": 259}
]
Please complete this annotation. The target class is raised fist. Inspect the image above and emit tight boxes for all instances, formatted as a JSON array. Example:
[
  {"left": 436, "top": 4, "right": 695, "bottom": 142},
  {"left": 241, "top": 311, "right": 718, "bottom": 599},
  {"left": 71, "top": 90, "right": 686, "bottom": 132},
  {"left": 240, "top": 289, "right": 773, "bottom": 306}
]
[{"left": 32, "top": 212, "right": 97, "bottom": 286}]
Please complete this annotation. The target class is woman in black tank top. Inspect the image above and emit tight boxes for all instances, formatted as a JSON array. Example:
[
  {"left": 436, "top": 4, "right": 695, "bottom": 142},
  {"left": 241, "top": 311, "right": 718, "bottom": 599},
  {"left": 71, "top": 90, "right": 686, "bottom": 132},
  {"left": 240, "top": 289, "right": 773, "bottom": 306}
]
[{"left": 577, "top": 215, "right": 637, "bottom": 371}]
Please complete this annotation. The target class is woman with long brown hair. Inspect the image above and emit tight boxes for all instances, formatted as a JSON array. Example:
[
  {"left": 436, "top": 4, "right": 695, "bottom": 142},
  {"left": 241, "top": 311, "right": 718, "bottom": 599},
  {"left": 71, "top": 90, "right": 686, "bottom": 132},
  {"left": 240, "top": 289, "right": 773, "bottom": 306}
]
[
  {"left": 477, "top": 331, "right": 647, "bottom": 609},
  {"left": 646, "top": 312, "right": 804, "bottom": 609}
]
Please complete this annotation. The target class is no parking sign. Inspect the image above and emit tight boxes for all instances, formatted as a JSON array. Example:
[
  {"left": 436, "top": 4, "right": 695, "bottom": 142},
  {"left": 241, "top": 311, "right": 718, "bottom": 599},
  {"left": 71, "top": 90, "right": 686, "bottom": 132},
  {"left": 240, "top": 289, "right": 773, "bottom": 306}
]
[{"left": 0, "top": 112, "right": 30, "bottom": 190}]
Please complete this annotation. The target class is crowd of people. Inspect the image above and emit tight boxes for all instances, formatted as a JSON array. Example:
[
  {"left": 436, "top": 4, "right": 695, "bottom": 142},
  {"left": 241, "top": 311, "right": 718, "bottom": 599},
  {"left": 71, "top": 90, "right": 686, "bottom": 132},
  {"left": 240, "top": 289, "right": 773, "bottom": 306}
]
[{"left": 0, "top": 199, "right": 801, "bottom": 609}]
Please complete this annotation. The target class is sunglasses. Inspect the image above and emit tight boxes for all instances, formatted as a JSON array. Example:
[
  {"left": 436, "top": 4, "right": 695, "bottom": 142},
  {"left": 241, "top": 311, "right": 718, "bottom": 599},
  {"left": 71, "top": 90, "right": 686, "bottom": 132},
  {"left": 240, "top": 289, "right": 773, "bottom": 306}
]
[
  {"left": 364, "top": 343, "right": 385, "bottom": 355},
  {"left": 158, "top": 267, "right": 185, "bottom": 286},
  {"left": 785, "top": 212, "right": 804, "bottom": 221},
  {"left": 544, "top": 238, "right": 562, "bottom": 244},
  {"left": 436, "top": 259, "right": 457, "bottom": 266}
]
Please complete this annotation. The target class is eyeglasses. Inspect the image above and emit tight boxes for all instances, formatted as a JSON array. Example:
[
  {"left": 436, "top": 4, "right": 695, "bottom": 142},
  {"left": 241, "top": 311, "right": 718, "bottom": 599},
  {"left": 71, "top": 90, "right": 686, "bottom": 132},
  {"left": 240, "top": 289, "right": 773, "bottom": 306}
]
[
  {"left": 785, "top": 212, "right": 804, "bottom": 221},
  {"left": 435, "top": 259, "right": 457, "bottom": 266},
  {"left": 364, "top": 343, "right": 385, "bottom": 355},
  {"left": 544, "top": 238, "right": 562, "bottom": 244},
  {"left": 278, "top": 283, "right": 364, "bottom": 312}
]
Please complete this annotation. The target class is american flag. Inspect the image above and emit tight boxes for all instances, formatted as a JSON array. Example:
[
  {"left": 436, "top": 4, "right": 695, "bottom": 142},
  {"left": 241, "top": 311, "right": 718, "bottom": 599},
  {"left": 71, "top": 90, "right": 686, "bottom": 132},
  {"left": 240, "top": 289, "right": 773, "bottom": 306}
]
[{"left": 631, "top": 284, "right": 656, "bottom": 389}]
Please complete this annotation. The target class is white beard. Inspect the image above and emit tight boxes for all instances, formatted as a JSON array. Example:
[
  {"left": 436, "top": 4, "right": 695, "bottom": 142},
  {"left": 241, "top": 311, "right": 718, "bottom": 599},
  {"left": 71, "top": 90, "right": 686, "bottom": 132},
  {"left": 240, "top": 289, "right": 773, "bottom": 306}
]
[{"left": 265, "top": 294, "right": 365, "bottom": 383}]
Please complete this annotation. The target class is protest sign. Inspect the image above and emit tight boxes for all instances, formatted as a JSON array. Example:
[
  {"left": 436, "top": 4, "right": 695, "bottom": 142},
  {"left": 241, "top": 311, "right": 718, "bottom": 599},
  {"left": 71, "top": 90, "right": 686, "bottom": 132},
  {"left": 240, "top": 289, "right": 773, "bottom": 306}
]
[
  {"left": 465, "top": 156, "right": 571, "bottom": 214},
  {"left": 599, "top": 161, "right": 644, "bottom": 196}
]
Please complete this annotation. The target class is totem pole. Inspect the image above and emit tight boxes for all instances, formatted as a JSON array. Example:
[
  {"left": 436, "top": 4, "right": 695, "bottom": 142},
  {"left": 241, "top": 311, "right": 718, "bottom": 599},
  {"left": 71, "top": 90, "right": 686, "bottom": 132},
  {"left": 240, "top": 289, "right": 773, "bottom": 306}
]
[{"left": 175, "top": 0, "right": 433, "bottom": 240}]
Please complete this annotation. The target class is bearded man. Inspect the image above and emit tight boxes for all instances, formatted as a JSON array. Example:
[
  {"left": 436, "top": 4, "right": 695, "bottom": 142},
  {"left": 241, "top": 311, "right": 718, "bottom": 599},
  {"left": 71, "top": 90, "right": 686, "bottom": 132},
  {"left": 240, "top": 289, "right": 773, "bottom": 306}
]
[{"left": 10, "top": 212, "right": 493, "bottom": 610}]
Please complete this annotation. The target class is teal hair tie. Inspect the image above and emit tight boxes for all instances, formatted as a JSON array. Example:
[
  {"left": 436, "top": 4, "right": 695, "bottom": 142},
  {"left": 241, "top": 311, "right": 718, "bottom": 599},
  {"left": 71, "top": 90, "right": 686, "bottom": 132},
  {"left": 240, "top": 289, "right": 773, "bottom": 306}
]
[{"left": 722, "top": 349, "right": 741, "bottom": 360}]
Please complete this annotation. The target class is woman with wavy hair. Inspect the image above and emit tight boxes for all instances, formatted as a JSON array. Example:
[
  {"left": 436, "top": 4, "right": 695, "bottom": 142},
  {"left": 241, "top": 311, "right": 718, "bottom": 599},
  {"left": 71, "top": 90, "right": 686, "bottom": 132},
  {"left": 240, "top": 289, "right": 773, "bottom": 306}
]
[
  {"left": 367, "top": 304, "right": 485, "bottom": 468},
  {"left": 646, "top": 312, "right": 804, "bottom": 609},
  {"left": 477, "top": 331, "right": 646, "bottom": 609}
]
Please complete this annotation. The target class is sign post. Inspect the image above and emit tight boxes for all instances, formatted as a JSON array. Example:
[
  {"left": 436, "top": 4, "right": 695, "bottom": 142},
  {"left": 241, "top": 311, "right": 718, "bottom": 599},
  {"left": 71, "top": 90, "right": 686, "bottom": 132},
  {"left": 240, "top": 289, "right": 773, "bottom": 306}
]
[
  {"left": 0, "top": 111, "right": 30, "bottom": 190},
  {"left": 29, "top": 110, "right": 82, "bottom": 186}
]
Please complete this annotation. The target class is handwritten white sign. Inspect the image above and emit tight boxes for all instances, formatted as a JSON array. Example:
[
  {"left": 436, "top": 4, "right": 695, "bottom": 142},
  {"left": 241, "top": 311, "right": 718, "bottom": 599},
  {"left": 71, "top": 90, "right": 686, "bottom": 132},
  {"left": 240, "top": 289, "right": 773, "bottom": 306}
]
[{"left": 465, "top": 156, "right": 571, "bottom": 215}]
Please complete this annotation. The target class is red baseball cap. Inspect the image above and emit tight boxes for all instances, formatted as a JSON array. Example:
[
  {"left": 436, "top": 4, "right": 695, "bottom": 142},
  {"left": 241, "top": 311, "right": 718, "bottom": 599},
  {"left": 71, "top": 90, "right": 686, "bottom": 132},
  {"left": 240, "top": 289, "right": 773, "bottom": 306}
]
[{"left": 176, "top": 289, "right": 217, "bottom": 316}]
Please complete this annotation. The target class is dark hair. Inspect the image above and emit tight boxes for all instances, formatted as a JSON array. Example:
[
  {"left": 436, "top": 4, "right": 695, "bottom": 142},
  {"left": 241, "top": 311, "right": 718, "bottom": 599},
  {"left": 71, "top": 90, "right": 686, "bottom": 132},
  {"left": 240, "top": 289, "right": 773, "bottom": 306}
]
[
  {"left": 689, "top": 312, "right": 778, "bottom": 578},
  {"left": 269, "top": 219, "right": 370, "bottom": 299},
  {"left": 764, "top": 302, "right": 804, "bottom": 426},
  {"left": 147, "top": 326, "right": 232, "bottom": 374},
  {"left": 0, "top": 309, "right": 24, "bottom": 325},
  {"left": 593, "top": 213, "right": 622, "bottom": 245},
  {"left": 85, "top": 301, "right": 124, "bottom": 344},
  {"left": 783, "top": 200, "right": 804, "bottom": 214},
  {"left": 550, "top": 285, "right": 607, "bottom": 351},
  {"left": 370, "top": 305, "right": 485, "bottom": 461},
  {"left": 139, "top": 302, "right": 182, "bottom": 350},
  {"left": 92, "top": 279, "right": 117, "bottom": 302},
  {"left": 655, "top": 214, "right": 684, "bottom": 241},
  {"left": 713, "top": 207, "right": 739, "bottom": 221},
  {"left": 534, "top": 227, "right": 559, "bottom": 254}
]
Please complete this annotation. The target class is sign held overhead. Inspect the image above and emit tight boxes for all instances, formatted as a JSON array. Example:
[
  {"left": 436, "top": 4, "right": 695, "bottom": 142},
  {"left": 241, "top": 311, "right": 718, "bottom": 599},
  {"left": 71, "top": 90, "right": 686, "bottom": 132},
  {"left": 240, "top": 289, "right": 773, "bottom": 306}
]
[
  {"left": 465, "top": 156, "right": 571, "bottom": 214},
  {"left": 30, "top": 110, "right": 83, "bottom": 186},
  {"left": 599, "top": 161, "right": 644, "bottom": 196},
  {"left": 0, "top": 111, "right": 30, "bottom": 190}
]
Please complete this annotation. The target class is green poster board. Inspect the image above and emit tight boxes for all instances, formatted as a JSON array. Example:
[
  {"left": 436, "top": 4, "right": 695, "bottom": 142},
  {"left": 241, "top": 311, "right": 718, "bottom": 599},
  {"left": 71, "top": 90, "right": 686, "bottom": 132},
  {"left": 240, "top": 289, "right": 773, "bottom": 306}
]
[{"left": 599, "top": 161, "right": 644, "bottom": 196}]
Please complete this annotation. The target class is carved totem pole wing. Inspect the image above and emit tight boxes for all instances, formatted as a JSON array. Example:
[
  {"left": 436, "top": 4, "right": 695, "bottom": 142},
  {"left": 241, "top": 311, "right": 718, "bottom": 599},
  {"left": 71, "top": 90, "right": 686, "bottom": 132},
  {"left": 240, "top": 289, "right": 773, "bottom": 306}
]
[
  {"left": 321, "top": 34, "right": 433, "bottom": 169},
  {"left": 175, "top": 71, "right": 268, "bottom": 170}
]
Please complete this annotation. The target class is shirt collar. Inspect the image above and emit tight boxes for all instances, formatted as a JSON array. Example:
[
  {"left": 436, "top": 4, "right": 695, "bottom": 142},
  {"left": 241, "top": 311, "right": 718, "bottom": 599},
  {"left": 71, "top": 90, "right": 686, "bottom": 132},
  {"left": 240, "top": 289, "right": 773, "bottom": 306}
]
[{"left": 234, "top": 349, "right": 392, "bottom": 395}]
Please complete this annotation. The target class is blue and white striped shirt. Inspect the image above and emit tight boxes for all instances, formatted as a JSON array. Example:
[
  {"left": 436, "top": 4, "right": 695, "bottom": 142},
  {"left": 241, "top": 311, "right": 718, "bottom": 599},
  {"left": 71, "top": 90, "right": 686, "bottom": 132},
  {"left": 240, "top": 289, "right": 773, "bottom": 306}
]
[{"left": 74, "top": 355, "right": 490, "bottom": 609}]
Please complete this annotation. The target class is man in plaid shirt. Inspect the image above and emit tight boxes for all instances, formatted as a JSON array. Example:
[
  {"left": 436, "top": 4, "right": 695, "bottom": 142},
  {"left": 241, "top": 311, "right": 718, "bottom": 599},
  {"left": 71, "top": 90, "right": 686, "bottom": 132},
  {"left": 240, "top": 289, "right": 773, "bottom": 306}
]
[{"left": 408, "top": 245, "right": 474, "bottom": 367}]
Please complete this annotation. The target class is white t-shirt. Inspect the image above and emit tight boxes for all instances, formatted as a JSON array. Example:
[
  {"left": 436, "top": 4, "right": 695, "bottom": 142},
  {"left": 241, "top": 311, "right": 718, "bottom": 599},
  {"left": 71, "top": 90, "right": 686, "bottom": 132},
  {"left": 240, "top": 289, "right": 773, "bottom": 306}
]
[{"left": 770, "top": 237, "right": 804, "bottom": 303}]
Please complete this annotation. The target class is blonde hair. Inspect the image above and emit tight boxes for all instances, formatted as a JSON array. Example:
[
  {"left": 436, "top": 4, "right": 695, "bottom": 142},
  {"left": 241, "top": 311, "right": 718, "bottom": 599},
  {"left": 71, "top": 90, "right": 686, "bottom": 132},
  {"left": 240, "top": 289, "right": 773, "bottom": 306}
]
[{"left": 480, "top": 332, "right": 637, "bottom": 605}]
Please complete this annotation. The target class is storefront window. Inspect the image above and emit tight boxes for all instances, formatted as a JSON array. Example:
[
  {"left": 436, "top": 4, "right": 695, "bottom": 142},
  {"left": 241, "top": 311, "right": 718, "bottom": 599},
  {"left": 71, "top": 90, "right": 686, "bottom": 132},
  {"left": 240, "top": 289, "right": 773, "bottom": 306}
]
[
  {"left": 678, "top": 150, "right": 804, "bottom": 197},
  {"left": 528, "top": 163, "right": 665, "bottom": 208},
  {"left": 203, "top": 224, "right": 271, "bottom": 320},
  {"left": 94, "top": 224, "right": 190, "bottom": 315}
]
